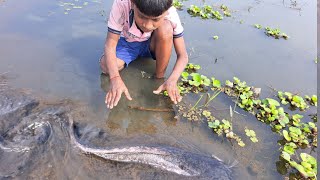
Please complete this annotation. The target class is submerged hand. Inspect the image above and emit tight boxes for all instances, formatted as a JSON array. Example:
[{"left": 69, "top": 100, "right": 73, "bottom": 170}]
[
  {"left": 153, "top": 80, "right": 182, "bottom": 104},
  {"left": 105, "top": 76, "right": 132, "bottom": 109}
]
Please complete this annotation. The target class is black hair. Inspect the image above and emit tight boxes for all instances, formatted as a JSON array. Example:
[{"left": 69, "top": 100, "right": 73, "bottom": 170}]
[{"left": 133, "top": 0, "right": 172, "bottom": 17}]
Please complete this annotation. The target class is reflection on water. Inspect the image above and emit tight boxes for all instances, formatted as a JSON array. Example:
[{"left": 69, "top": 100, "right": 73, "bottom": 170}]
[{"left": 0, "top": 0, "right": 317, "bottom": 179}]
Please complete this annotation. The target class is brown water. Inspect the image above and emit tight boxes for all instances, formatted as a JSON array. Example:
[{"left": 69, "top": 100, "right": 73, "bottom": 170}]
[{"left": 0, "top": 0, "right": 317, "bottom": 179}]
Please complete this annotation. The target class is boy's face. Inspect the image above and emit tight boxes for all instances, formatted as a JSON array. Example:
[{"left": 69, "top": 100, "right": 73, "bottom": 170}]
[{"left": 132, "top": 4, "right": 168, "bottom": 33}]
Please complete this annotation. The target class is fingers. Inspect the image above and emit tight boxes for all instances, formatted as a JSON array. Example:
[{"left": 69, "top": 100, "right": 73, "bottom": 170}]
[
  {"left": 105, "top": 91, "right": 111, "bottom": 109},
  {"left": 106, "top": 89, "right": 132, "bottom": 109},
  {"left": 169, "top": 87, "right": 182, "bottom": 105},
  {"left": 112, "top": 91, "right": 121, "bottom": 108},
  {"left": 153, "top": 85, "right": 164, "bottom": 94},
  {"left": 124, "top": 89, "right": 132, "bottom": 101}
]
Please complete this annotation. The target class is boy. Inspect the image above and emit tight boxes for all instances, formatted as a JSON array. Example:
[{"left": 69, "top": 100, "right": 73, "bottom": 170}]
[{"left": 100, "top": 0, "right": 188, "bottom": 109}]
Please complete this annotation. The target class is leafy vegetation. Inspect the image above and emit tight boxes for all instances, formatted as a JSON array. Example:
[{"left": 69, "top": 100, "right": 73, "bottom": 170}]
[
  {"left": 187, "top": 4, "right": 232, "bottom": 20},
  {"left": 253, "top": 24, "right": 289, "bottom": 39},
  {"left": 160, "top": 63, "right": 317, "bottom": 179},
  {"left": 172, "top": 0, "right": 184, "bottom": 10},
  {"left": 278, "top": 91, "right": 310, "bottom": 110},
  {"left": 265, "top": 27, "right": 289, "bottom": 39},
  {"left": 245, "top": 128, "right": 258, "bottom": 142},
  {"left": 254, "top": 24, "right": 262, "bottom": 29}
]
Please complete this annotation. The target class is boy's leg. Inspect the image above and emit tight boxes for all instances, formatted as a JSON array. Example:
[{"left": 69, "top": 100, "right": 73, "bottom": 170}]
[
  {"left": 99, "top": 54, "right": 125, "bottom": 74},
  {"left": 149, "top": 20, "right": 173, "bottom": 78}
]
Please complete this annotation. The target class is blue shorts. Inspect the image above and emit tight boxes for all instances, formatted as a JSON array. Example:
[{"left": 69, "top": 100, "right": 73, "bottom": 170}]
[{"left": 116, "top": 37, "right": 156, "bottom": 66}]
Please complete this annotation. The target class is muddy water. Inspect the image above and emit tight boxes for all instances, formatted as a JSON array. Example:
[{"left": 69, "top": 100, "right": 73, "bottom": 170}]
[{"left": 0, "top": 0, "right": 317, "bottom": 179}]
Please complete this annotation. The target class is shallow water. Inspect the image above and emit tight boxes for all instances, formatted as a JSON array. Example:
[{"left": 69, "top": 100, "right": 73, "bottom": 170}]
[{"left": 0, "top": 0, "right": 317, "bottom": 179}]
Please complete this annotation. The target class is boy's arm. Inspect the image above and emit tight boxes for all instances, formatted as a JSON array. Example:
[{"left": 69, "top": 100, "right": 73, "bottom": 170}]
[
  {"left": 168, "top": 37, "right": 188, "bottom": 82},
  {"left": 104, "top": 32, "right": 121, "bottom": 78},
  {"left": 153, "top": 37, "right": 188, "bottom": 104},
  {"left": 104, "top": 32, "right": 132, "bottom": 109}
]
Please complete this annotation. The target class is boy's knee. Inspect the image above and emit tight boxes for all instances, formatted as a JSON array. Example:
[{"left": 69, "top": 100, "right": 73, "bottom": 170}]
[
  {"left": 155, "top": 20, "right": 173, "bottom": 40},
  {"left": 99, "top": 58, "right": 125, "bottom": 74},
  {"left": 100, "top": 59, "right": 109, "bottom": 74}
]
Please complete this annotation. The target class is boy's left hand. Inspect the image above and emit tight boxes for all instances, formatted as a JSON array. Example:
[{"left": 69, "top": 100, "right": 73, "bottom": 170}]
[{"left": 153, "top": 80, "right": 182, "bottom": 104}]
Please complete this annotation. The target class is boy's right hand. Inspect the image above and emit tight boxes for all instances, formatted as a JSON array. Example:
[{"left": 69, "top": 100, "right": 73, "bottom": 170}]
[{"left": 105, "top": 76, "right": 132, "bottom": 109}]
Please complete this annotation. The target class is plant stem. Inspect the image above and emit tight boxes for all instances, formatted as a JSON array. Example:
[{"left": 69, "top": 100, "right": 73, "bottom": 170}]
[
  {"left": 204, "top": 90, "right": 221, "bottom": 107},
  {"left": 190, "top": 94, "right": 203, "bottom": 111},
  {"left": 128, "top": 106, "right": 174, "bottom": 112}
]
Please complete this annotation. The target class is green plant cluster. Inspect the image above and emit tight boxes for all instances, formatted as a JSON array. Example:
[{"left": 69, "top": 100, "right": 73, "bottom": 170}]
[
  {"left": 205, "top": 112, "right": 245, "bottom": 147},
  {"left": 304, "top": 95, "right": 317, "bottom": 107},
  {"left": 265, "top": 27, "right": 289, "bottom": 39},
  {"left": 278, "top": 91, "right": 311, "bottom": 110},
  {"left": 172, "top": 0, "right": 183, "bottom": 10},
  {"left": 254, "top": 24, "right": 262, "bottom": 29},
  {"left": 281, "top": 152, "right": 317, "bottom": 178},
  {"left": 187, "top": 4, "right": 231, "bottom": 20},
  {"left": 253, "top": 24, "right": 289, "bottom": 39},
  {"left": 255, "top": 99, "right": 289, "bottom": 130},
  {"left": 167, "top": 63, "right": 317, "bottom": 178},
  {"left": 177, "top": 63, "right": 222, "bottom": 94},
  {"left": 245, "top": 128, "right": 258, "bottom": 143},
  {"left": 220, "top": 4, "right": 231, "bottom": 17},
  {"left": 224, "top": 77, "right": 260, "bottom": 112}
]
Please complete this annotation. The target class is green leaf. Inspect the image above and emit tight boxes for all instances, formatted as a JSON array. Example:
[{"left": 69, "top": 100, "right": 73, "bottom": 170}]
[
  {"left": 266, "top": 98, "right": 280, "bottom": 106},
  {"left": 293, "top": 95, "right": 304, "bottom": 103},
  {"left": 202, "top": 77, "right": 211, "bottom": 86},
  {"left": 212, "top": 79, "right": 221, "bottom": 88},
  {"left": 192, "top": 73, "right": 202, "bottom": 82},
  {"left": 181, "top": 72, "right": 189, "bottom": 79},
  {"left": 300, "top": 153, "right": 316, "bottom": 165},
  {"left": 308, "top": 122, "right": 315, "bottom": 128},
  {"left": 202, "top": 110, "right": 211, "bottom": 117},
  {"left": 279, "top": 115, "right": 289, "bottom": 126},
  {"left": 250, "top": 137, "right": 258, "bottom": 143},
  {"left": 238, "top": 141, "right": 245, "bottom": 147},
  {"left": 240, "top": 94, "right": 247, "bottom": 100},
  {"left": 208, "top": 120, "right": 220, "bottom": 128},
  {"left": 289, "top": 127, "right": 302, "bottom": 135},
  {"left": 281, "top": 151, "right": 291, "bottom": 161},
  {"left": 294, "top": 164, "right": 308, "bottom": 176},
  {"left": 233, "top": 77, "right": 240, "bottom": 84},
  {"left": 222, "top": 119, "right": 231, "bottom": 128},
  {"left": 301, "top": 162, "right": 312, "bottom": 169},
  {"left": 292, "top": 114, "right": 303, "bottom": 121},
  {"left": 284, "top": 145, "right": 295, "bottom": 155},
  {"left": 225, "top": 80, "right": 233, "bottom": 87},
  {"left": 274, "top": 125, "right": 283, "bottom": 130},
  {"left": 282, "top": 130, "right": 291, "bottom": 141},
  {"left": 245, "top": 129, "right": 256, "bottom": 137}
]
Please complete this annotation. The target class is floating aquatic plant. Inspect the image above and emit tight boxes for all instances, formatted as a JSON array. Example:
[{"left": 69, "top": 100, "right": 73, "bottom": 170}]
[
  {"left": 278, "top": 91, "right": 309, "bottom": 110},
  {"left": 254, "top": 24, "right": 262, "bottom": 29},
  {"left": 187, "top": 4, "right": 229, "bottom": 20},
  {"left": 281, "top": 152, "right": 317, "bottom": 178},
  {"left": 208, "top": 118, "right": 245, "bottom": 147},
  {"left": 304, "top": 95, "right": 317, "bottom": 106},
  {"left": 159, "top": 65, "right": 317, "bottom": 178},
  {"left": 265, "top": 27, "right": 289, "bottom": 39},
  {"left": 172, "top": 0, "right": 183, "bottom": 10},
  {"left": 245, "top": 128, "right": 258, "bottom": 143}
]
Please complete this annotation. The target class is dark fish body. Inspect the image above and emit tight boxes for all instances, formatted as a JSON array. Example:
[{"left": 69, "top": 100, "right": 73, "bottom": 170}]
[{"left": 70, "top": 119, "right": 233, "bottom": 180}]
